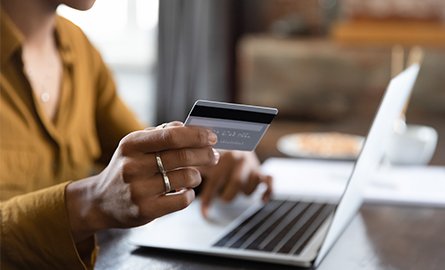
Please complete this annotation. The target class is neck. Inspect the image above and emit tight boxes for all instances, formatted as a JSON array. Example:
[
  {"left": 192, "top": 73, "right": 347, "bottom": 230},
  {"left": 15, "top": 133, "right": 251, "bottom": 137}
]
[{"left": 1, "top": 0, "right": 58, "bottom": 46}]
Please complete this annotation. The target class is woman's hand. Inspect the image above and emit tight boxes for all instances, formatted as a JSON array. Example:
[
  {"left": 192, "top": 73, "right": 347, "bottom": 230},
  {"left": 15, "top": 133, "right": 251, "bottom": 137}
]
[
  {"left": 198, "top": 151, "right": 272, "bottom": 217},
  {"left": 66, "top": 123, "right": 219, "bottom": 242}
]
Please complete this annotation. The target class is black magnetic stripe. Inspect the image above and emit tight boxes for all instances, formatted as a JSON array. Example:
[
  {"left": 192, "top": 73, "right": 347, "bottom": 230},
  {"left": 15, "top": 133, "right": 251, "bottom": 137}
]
[{"left": 190, "top": 105, "right": 276, "bottom": 124}]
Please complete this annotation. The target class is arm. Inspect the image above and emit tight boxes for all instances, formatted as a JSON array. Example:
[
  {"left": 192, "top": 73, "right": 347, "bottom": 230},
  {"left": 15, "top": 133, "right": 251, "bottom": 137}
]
[{"left": 0, "top": 183, "right": 95, "bottom": 270}]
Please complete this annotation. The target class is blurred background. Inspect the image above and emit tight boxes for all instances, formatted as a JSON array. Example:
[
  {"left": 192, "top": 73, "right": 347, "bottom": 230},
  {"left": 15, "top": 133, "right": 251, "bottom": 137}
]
[
  {"left": 59, "top": 0, "right": 445, "bottom": 164},
  {"left": 58, "top": 0, "right": 159, "bottom": 125}
]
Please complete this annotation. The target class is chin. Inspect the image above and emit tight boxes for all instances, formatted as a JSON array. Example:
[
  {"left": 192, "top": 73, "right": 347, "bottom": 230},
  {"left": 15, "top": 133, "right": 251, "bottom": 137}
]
[{"left": 62, "top": 0, "right": 96, "bottom": 11}]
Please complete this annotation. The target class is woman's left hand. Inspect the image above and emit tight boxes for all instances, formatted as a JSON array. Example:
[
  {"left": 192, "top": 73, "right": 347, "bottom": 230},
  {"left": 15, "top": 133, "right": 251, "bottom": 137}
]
[{"left": 198, "top": 151, "right": 272, "bottom": 217}]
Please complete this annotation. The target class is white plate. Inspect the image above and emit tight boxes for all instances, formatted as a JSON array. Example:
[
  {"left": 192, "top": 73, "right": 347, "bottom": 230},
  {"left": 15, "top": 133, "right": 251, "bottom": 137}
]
[{"left": 277, "top": 132, "right": 364, "bottom": 160}]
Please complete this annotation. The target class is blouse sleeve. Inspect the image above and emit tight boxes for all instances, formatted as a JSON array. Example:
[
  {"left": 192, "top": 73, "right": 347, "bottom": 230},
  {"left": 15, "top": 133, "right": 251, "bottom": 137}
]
[{"left": 0, "top": 182, "right": 96, "bottom": 270}]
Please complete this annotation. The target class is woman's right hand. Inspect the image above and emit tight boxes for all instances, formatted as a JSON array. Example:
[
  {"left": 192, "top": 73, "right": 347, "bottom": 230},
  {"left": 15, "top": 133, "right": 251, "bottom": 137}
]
[{"left": 66, "top": 123, "right": 219, "bottom": 242}]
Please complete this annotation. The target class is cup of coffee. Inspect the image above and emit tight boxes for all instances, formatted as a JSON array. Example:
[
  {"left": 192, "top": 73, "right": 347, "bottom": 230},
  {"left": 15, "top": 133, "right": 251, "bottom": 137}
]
[{"left": 386, "top": 124, "right": 438, "bottom": 165}]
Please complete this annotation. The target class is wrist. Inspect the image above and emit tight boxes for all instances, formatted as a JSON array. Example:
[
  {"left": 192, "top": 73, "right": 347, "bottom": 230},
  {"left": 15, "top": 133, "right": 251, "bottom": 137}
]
[{"left": 66, "top": 176, "right": 104, "bottom": 243}]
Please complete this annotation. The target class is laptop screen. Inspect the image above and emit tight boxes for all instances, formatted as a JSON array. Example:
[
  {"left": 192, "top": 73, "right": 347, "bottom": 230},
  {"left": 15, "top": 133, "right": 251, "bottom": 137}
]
[{"left": 315, "top": 64, "right": 420, "bottom": 266}]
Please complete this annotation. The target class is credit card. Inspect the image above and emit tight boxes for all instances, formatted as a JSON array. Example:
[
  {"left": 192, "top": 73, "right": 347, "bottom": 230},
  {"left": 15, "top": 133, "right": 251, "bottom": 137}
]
[{"left": 184, "top": 100, "right": 278, "bottom": 151}]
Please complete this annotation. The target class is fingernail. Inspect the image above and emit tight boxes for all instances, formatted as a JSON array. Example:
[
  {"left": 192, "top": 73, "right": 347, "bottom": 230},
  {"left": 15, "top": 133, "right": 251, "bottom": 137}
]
[
  {"left": 208, "top": 131, "right": 217, "bottom": 145},
  {"left": 213, "top": 148, "right": 220, "bottom": 163}
]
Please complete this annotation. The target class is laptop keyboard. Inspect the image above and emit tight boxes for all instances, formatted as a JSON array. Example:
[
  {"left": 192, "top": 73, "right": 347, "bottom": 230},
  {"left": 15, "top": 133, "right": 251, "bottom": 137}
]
[{"left": 213, "top": 199, "right": 335, "bottom": 255}]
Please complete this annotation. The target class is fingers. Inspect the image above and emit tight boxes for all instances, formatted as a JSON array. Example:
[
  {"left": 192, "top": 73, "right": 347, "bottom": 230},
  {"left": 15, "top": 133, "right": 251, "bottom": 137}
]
[
  {"left": 138, "top": 188, "right": 196, "bottom": 220},
  {"left": 144, "top": 121, "right": 182, "bottom": 132},
  {"left": 158, "top": 147, "right": 220, "bottom": 171},
  {"left": 129, "top": 167, "right": 201, "bottom": 223},
  {"left": 220, "top": 158, "right": 248, "bottom": 202},
  {"left": 155, "top": 121, "right": 184, "bottom": 129},
  {"left": 242, "top": 172, "right": 273, "bottom": 202},
  {"left": 119, "top": 124, "right": 219, "bottom": 181},
  {"left": 220, "top": 163, "right": 272, "bottom": 202},
  {"left": 261, "top": 175, "right": 273, "bottom": 202},
  {"left": 243, "top": 171, "right": 261, "bottom": 196},
  {"left": 121, "top": 126, "right": 217, "bottom": 154},
  {"left": 199, "top": 154, "right": 234, "bottom": 217},
  {"left": 199, "top": 151, "right": 274, "bottom": 218},
  {"left": 130, "top": 168, "right": 202, "bottom": 200},
  {"left": 120, "top": 148, "right": 219, "bottom": 183}
]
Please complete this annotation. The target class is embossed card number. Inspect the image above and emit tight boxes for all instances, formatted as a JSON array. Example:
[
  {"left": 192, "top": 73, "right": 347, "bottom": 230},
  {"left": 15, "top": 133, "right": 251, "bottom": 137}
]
[{"left": 184, "top": 100, "right": 278, "bottom": 151}]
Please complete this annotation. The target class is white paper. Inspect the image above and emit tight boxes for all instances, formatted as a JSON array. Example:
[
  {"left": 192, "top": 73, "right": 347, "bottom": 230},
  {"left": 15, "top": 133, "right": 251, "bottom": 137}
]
[{"left": 261, "top": 158, "right": 445, "bottom": 207}]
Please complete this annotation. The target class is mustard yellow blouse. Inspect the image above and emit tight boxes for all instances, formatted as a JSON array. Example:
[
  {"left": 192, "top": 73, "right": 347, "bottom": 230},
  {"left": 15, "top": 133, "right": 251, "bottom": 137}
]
[{"left": 0, "top": 8, "right": 143, "bottom": 269}]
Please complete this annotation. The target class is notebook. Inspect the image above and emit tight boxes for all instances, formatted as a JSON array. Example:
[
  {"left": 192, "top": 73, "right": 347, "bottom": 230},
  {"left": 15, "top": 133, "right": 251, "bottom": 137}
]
[{"left": 129, "top": 65, "right": 420, "bottom": 267}]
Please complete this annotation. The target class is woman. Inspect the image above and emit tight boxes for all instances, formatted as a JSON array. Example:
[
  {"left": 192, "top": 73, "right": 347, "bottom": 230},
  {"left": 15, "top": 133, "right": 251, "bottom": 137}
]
[{"left": 0, "top": 0, "right": 272, "bottom": 269}]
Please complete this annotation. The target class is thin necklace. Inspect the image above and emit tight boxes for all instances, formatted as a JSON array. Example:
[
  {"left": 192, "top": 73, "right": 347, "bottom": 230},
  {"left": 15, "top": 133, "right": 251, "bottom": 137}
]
[{"left": 24, "top": 66, "right": 55, "bottom": 104}]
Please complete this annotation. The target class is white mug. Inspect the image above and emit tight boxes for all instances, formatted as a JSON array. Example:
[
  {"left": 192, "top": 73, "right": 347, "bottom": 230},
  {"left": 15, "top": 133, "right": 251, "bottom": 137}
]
[{"left": 386, "top": 124, "right": 438, "bottom": 165}]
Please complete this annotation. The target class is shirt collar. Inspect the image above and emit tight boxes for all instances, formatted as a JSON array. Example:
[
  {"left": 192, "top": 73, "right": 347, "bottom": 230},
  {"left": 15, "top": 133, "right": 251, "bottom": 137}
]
[
  {"left": 0, "top": 7, "right": 24, "bottom": 66},
  {"left": 54, "top": 15, "right": 75, "bottom": 66}
]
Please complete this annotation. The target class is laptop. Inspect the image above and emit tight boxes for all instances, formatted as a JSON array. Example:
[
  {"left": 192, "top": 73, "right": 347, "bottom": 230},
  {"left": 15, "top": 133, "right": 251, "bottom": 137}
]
[{"left": 129, "top": 65, "right": 420, "bottom": 267}]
